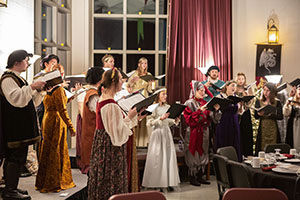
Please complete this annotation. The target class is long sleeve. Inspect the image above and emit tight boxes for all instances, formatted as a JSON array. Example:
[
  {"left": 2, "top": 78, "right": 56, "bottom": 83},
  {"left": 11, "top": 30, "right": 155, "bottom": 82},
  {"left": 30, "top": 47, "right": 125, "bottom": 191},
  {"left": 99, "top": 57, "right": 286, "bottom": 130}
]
[
  {"left": 124, "top": 114, "right": 138, "bottom": 129},
  {"left": 128, "top": 71, "right": 153, "bottom": 97},
  {"left": 1, "top": 77, "right": 43, "bottom": 108},
  {"left": 101, "top": 103, "right": 134, "bottom": 146},
  {"left": 204, "top": 85, "right": 214, "bottom": 98},
  {"left": 283, "top": 103, "right": 292, "bottom": 117},
  {"left": 269, "top": 100, "right": 283, "bottom": 120},
  {"left": 210, "top": 110, "right": 222, "bottom": 124},
  {"left": 183, "top": 106, "right": 204, "bottom": 127},
  {"left": 167, "top": 118, "right": 178, "bottom": 126},
  {"left": 55, "top": 87, "right": 75, "bottom": 132},
  {"left": 147, "top": 111, "right": 162, "bottom": 127},
  {"left": 87, "top": 94, "right": 99, "bottom": 113},
  {"left": 146, "top": 104, "right": 177, "bottom": 128}
]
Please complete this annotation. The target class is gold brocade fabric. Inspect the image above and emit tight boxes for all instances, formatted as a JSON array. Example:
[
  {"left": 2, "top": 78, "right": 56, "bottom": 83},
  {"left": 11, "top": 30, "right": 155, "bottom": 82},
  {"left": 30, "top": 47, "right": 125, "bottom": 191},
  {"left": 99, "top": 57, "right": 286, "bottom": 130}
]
[
  {"left": 131, "top": 130, "right": 139, "bottom": 192},
  {"left": 35, "top": 86, "right": 76, "bottom": 192},
  {"left": 128, "top": 71, "right": 153, "bottom": 147},
  {"left": 135, "top": 118, "right": 149, "bottom": 147},
  {"left": 260, "top": 118, "right": 277, "bottom": 150},
  {"left": 128, "top": 71, "right": 153, "bottom": 97},
  {"left": 259, "top": 100, "right": 278, "bottom": 150}
]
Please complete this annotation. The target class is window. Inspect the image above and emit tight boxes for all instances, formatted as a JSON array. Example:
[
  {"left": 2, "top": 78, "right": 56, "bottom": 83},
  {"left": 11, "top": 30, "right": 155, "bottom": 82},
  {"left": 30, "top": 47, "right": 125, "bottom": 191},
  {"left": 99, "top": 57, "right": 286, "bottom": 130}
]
[
  {"left": 34, "top": 0, "right": 71, "bottom": 75},
  {"left": 92, "top": 0, "right": 168, "bottom": 85}
]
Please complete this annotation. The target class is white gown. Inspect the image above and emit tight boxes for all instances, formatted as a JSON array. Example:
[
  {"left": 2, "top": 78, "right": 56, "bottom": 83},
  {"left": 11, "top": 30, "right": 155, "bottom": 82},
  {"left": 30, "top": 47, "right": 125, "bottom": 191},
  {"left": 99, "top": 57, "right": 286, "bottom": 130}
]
[{"left": 142, "top": 104, "right": 180, "bottom": 188}]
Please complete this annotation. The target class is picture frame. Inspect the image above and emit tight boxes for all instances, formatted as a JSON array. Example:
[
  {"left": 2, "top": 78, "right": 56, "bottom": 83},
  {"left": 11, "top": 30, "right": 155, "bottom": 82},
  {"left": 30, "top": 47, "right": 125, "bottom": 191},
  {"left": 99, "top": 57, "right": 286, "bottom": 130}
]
[
  {"left": 255, "top": 44, "right": 282, "bottom": 77},
  {"left": 0, "top": 0, "right": 7, "bottom": 7}
]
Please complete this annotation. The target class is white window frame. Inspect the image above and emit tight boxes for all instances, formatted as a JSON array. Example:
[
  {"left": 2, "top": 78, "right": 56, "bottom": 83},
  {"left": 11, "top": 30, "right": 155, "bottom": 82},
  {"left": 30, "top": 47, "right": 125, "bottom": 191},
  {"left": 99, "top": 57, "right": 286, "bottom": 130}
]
[
  {"left": 92, "top": 0, "right": 168, "bottom": 81},
  {"left": 34, "top": 0, "right": 72, "bottom": 75}
]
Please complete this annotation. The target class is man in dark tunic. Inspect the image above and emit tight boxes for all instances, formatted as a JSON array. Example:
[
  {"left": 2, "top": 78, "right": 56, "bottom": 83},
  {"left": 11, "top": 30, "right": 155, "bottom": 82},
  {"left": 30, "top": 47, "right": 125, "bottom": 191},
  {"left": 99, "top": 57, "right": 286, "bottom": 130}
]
[{"left": 0, "top": 50, "right": 45, "bottom": 200}]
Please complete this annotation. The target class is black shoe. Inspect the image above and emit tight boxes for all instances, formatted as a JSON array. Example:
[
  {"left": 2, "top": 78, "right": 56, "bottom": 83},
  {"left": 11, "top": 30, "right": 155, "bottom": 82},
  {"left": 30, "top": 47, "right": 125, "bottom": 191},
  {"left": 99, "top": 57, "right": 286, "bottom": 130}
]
[
  {"left": 198, "top": 177, "right": 211, "bottom": 185},
  {"left": 17, "top": 189, "right": 28, "bottom": 195},
  {"left": 19, "top": 172, "right": 32, "bottom": 178},
  {"left": 2, "top": 190, "right": 31, "bottom": 200},
  {"left": 189, "top": 175, "right": 201, "bottom": 186},
  {"left": 197, "top": 171, "right": 211, "bottom": 185}
]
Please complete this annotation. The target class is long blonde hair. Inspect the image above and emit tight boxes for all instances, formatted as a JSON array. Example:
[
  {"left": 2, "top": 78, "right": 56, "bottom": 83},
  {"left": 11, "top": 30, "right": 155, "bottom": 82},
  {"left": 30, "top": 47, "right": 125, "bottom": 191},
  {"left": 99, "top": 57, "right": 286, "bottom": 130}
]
[
  {"left": 101, "top": 54, "right": 114, "bottom": 66},
  {"left": 137, "top": 57, "right": 148, "bottom": 76}
]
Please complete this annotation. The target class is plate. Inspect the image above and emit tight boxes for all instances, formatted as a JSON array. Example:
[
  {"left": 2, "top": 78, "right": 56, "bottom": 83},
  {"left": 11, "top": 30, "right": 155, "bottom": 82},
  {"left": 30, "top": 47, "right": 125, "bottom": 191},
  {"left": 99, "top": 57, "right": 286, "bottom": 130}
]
[
  {"left": 278, "top": 156, "right": 287, "bottom": 160},
  {"left": 243, "top": 159, "right": 274, "bottom": 166},
  {"left": 284, "top": 159, "right": 300, "bottom": 163},
  {"left": 275, "top": 162, "right": 291, "bottom": 166},
  {"left": 272, "top": 167, "right": 296, "bottom": 174}
]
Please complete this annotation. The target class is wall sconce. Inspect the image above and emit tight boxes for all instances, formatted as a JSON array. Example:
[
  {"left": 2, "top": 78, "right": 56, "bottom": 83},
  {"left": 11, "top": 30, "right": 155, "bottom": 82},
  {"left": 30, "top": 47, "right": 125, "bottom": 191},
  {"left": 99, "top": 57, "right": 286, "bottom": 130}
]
[
  {"left": 267, "top": 18, "right": 279, "bottom": 43},
  {"left": 0, "top": 0, "right": 8, "bottom": 7}
]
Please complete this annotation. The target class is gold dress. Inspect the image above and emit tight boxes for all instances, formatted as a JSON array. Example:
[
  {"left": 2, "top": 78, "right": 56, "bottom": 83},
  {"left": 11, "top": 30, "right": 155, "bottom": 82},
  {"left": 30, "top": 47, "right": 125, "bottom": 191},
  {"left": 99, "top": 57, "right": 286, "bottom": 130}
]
[
  {"left": 254, "top": 99, "right": 283, "bottom": 154},
  {"left": 36, "top": 86, "right": 76, "bottom": 192},
  {"left": 128, "top": 71, "right": 154, "bottom": 147}
]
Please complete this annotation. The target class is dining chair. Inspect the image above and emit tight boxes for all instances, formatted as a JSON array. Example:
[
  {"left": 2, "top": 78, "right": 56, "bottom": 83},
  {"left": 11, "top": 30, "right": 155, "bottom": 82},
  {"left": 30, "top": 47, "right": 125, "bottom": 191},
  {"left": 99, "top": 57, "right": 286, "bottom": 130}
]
[
  {"left": 213, "top": 154, "right": 230, "bottom": 200},
  {"left": 217, "top": 146, "right": 238, "bottom": 161},
  {"left": 264, "top": 143, "right": 291, "bottom": 154},
  {"left": 226, "top": 160, "right": 252, "bottom": 188},
  {"left": 108, "top": 191, "right": 166, "bottom": 200},
  {"left": 222, "top": 188, "right": 288, "bottom": 200},
  {"left": 294, "top": 177, "right": 300, "bottom": 200}
]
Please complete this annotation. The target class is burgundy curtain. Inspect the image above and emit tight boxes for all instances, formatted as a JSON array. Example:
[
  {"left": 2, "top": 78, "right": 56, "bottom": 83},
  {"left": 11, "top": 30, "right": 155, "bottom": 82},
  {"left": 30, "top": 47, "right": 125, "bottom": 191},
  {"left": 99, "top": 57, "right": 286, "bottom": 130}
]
[{"left": 167, "top": 0, "right": 232, "bottom": 104}]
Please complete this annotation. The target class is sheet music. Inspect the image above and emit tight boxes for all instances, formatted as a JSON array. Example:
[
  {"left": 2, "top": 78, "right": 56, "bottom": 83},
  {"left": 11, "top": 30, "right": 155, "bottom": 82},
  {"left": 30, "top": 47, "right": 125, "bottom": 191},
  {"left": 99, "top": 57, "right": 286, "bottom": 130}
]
[
  {"left": 64, "top": 89, "right": 74, "bottom": 99},
  {"left": 246, "top": 81, "right": 257, "bottom": 90},
  {"left": 155, "top": 74, "right": 166, "bottom": 79},
  {"left": 34, "top": 70, "right": 61, "bottom": 82},
  {"left": 126, "top": 70, "right": 135, "bottom": 78},
  {"left": 65, "top": 74, "right": 85, "bottom": 78},
  {"left": 117, "top": 93, "right": 145, "bottom": 112},
  {"left": 146, "top": 103, "right": 159, "bottom": 113},
  {"left": 64, "top": 88, "right": 88, "bottom": 100}
]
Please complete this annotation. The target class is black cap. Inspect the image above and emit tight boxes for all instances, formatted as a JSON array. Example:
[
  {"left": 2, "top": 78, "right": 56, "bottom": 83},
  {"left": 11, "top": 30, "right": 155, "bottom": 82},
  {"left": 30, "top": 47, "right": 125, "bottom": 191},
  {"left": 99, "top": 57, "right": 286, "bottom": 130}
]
[
  {"left": 6, "top": 50, "right": 33, "bottom": 69},
  {"left": 289, "top": 78, "right": 300, "bottom": 87},
  {"left": 40, "top": 54, "right": 60, "bottom": 70},
  {"left": 206, "top": 65, "right": 220, "bottom": 76}
]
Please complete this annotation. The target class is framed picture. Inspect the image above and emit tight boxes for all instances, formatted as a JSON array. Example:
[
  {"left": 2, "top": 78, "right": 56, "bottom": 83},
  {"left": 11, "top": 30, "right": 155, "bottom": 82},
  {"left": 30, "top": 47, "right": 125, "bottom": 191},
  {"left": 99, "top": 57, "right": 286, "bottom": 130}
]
[
  {"left": 0, "top": 0, "right": 7, "bottom": 7},
  {"left": 255, "top": 44, "right": 282, "bottom": 77}
]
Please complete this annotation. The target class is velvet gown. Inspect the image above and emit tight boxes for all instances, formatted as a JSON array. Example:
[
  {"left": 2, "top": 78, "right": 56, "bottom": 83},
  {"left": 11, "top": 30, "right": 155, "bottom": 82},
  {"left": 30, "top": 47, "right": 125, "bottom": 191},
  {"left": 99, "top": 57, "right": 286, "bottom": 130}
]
[
  {"left": 36, "top": 86, "right": 76, "bottom": 192},
  {"left": 215, "top": 103, "right": 242, "bottom": 161}
]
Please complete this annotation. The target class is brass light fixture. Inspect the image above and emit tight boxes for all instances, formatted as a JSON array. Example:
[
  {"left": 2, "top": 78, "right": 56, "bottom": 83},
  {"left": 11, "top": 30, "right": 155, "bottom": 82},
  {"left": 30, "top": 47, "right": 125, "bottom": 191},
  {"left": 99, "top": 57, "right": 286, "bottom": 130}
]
[{"left": 267, "top": 18, "right": 279, "bottom": 43}]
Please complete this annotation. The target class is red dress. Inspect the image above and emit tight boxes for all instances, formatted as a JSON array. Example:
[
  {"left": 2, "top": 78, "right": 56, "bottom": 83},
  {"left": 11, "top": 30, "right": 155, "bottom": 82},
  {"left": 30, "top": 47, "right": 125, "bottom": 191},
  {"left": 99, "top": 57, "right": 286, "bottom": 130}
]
[{"left": 184, "top": 86, "right": 213, "bottom": 156}]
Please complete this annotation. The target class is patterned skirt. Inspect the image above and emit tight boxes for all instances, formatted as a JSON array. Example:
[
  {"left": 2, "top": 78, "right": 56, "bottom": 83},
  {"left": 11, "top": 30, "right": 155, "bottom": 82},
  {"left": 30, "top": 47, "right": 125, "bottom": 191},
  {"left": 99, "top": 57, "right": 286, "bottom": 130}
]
[{"left": 87, "top": 129, "right": 128, "bottom": 200}]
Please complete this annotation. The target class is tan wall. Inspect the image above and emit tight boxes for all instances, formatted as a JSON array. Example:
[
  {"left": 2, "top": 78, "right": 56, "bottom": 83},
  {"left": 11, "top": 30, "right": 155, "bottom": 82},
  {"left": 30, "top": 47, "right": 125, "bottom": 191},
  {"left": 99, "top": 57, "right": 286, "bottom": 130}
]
[
  {"left": 232, "top": 0, "right": 300, "bottom": 86},
  {"left": 70, "top": 0, "right": 90, "bottom": 148}
]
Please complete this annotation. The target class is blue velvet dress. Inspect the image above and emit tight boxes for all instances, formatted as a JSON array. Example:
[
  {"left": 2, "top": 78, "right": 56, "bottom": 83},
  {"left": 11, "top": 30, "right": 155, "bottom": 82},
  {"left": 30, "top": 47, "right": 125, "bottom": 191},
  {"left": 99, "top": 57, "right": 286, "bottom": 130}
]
[{"left": 215, "top": 103, "right": 242, "bottom": 161}]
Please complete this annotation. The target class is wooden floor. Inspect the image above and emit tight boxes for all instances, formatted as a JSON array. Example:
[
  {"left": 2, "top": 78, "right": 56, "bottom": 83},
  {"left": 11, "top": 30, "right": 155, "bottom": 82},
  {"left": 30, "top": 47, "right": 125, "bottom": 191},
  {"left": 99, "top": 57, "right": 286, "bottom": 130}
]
[
  {"left": 0, "top": 168, "right": 87, "bottom": 200},
  {"left": 0, "top": 148, "right": 217, "bottom": 200}
]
